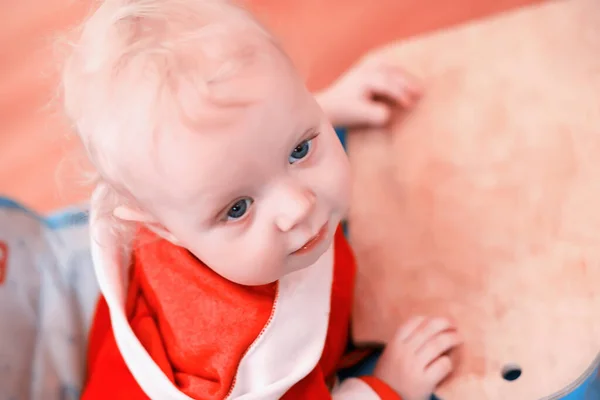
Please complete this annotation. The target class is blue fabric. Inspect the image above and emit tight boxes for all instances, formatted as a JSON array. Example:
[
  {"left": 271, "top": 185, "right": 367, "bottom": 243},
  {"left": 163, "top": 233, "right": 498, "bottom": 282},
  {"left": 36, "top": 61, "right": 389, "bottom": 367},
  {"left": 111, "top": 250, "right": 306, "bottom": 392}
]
[
  {"left": 339, "top": 350, "right": 439, "bottom": 399},
  {"left": 45, "top": 208, "right": 89, "bottom": 229},
  {"left": 0, "top": 197, "right": 89, "bottom": 230},
  {"left": 0, "top": 196, "right": 95, "bottom": 399},
  {"left": 334, "top": 126, "right": 349, "bottom": 237},
  {"left": 337, "top": 349, "right": 380, "bottom": 380},
  {"left": 561, "top": 365, "right": 600, "bottom": 399},
  {"left": 335, "top": 126, "right": 347, "bottom": 150}
]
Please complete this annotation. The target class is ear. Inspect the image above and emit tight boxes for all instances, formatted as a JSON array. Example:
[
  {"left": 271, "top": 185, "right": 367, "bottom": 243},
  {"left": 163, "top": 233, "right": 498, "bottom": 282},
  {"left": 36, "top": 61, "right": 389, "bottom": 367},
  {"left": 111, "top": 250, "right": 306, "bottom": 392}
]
[{"left": 113, "top": 205, "right": 182, "bottom": 245}]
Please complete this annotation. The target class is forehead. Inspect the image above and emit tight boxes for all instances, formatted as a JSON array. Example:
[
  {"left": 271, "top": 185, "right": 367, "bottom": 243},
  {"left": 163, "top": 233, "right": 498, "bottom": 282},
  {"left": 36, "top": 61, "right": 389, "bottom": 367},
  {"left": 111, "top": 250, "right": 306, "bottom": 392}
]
[{"left": 134, "top": 45, "right": 320, "bottom": 203}]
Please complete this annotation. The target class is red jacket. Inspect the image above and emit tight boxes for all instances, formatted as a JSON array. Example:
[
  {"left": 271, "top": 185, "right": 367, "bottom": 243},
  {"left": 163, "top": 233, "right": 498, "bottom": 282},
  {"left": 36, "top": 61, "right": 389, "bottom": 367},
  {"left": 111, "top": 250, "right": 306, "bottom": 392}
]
[{"left": 83, "top": 224, "right": 400, "bottom": 399}]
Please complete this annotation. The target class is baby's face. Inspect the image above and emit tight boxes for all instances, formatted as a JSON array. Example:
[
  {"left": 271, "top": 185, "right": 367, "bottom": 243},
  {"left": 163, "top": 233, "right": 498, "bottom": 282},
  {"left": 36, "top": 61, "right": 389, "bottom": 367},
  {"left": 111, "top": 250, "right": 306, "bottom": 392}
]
[{"left": 133, "top": 48, "right": 351, "bottom": 285}]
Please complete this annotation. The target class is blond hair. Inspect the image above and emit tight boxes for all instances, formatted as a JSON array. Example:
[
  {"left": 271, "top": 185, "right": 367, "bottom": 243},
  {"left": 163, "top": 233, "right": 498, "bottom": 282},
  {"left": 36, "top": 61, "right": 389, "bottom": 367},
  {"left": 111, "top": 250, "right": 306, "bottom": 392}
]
[{"left": 62, "top": 0, "right": 276, "bottom": 242}]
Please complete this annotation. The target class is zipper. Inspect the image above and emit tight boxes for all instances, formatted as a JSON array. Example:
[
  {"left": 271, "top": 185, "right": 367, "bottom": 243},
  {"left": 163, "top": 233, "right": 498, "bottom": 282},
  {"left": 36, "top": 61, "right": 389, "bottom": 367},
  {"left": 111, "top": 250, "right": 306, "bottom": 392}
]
[{"left": 225, "top": 282, "right": 281, "bottom": 399}]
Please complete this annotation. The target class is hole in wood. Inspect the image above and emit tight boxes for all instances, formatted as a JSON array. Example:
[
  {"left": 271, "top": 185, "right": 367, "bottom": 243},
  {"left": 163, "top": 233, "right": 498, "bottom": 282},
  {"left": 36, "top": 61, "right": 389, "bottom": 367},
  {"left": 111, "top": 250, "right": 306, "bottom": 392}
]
[{"left": 501, "top": 364, "right": 522, "bottom": 381}]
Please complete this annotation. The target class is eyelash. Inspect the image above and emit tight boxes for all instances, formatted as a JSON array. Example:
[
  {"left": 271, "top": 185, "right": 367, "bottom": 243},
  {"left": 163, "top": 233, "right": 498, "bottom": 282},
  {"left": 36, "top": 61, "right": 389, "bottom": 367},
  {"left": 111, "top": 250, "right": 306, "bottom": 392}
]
[
  {"left": 222, "top": 197, "right": 254, "bottom": 222},
  {"left": 289, "top": 131, "right": 319, "bottom": 165}
]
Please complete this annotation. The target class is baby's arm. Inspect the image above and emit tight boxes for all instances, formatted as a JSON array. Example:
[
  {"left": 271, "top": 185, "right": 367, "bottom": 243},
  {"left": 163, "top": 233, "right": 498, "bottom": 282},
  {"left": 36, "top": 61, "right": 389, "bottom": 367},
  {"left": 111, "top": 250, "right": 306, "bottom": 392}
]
[
  {"left": 329, "top": 317, "right": 459, "bottom": 400},
  {"left": 315, "top": 57, "right": 422, "bottom": 128},
  {"left": 373, "top": 317, "right": 461, "bottom": 400}
]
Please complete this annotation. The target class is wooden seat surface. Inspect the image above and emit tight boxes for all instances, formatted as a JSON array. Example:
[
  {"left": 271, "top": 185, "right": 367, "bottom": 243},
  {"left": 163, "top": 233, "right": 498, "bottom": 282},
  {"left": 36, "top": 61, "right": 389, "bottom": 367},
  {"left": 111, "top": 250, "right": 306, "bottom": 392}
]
[{"left": 348, "top": 1, "right": 600, "bottom": 398}]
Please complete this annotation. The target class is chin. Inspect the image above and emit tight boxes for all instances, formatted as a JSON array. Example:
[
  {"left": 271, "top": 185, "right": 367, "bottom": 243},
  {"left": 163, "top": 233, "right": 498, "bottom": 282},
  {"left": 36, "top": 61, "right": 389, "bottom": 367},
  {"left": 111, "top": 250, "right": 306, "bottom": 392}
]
[
  {"left": 289, "top": 235, "right": 333, "bottom": 273},
  {"left": 231, "top": 273, "right": 281, "bottom": 287}
]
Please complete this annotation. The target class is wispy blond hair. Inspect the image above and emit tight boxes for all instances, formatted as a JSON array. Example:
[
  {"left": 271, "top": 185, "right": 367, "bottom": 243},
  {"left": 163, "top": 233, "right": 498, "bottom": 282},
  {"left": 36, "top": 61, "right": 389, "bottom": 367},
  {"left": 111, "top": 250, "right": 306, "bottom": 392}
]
[{"left": 62, "top": 0, "right": 277, "bottom": 243}]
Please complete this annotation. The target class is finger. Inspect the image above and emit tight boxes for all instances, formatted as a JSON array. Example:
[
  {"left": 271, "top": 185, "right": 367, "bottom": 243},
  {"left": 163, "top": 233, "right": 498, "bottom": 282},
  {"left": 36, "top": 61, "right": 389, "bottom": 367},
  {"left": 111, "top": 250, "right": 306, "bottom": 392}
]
[
  {"left": 383, "top": 64, "right": 424, "bottom": 95},
  {"left": 366, "top": 70, "right": 416, "bottom": 107},
  {"left": 373, "top": 63, "right": 424, "bottom": 100},
  {"left": 425, "top": 355, "right": 453, "bottom": 386},
  {"left": 392, "top": 316, "right": 427, "bottom": 343},
  {"left": 406, "top": 318, "right": 454, "bottom": 353},
  {"left": 416, "top": 331, "right": 461, "bottom": 369},
  {"left": 390, "top": 75, "right": 423, "bottom": 107},
  {"left": 362, "top": 103, "right": 392, "bottom": 126}
]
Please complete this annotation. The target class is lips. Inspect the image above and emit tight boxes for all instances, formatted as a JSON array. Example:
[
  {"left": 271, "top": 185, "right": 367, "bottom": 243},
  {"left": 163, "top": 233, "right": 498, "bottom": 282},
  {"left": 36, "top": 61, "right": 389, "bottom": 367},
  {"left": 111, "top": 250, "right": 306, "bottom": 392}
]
[{"left": 292, "top": 222, "right": 329, "bottom": 255}]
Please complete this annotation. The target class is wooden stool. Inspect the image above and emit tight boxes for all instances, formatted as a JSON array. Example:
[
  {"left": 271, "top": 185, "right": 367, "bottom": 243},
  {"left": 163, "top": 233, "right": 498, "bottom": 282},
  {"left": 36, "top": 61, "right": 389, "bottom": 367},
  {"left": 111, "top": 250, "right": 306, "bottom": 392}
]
[{"left": 348, "top": 0, "right": 600, "bottom": 398}]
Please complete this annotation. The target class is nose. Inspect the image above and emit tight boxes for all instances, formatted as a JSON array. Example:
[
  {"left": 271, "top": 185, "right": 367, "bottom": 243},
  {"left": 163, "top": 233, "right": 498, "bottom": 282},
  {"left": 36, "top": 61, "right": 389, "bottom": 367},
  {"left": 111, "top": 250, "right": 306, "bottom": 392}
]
[{"left": 274, "top": 184, "right": 316, "bottom": 232}]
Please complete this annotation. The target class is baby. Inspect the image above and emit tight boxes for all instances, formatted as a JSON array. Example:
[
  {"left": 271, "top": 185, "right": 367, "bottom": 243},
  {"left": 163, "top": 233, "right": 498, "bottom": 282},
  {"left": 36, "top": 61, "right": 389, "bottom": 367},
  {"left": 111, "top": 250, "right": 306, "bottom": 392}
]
[{"left": 62, "top": 0, "right": 460, "bottom": 399}]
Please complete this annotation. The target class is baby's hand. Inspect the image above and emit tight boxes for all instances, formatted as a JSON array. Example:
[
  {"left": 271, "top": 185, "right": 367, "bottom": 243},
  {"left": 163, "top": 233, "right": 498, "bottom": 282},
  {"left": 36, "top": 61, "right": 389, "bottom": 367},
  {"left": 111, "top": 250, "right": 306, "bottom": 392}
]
[
  {"left": 374, "top": 316, "right": 461, "bottom": 400},
  {"left": 315, "top": 57, "right": 422, "bottom": 128}
]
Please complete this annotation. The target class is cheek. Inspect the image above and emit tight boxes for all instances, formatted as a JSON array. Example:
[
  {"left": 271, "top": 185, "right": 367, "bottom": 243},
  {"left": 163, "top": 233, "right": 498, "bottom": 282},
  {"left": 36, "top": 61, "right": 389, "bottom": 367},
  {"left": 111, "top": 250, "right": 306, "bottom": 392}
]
[
  {"left": 318, "top": 140, "right": 351, "bottom": 210},
  {"left": 187, "top": 233, "right": 284, "bottom": 286}
]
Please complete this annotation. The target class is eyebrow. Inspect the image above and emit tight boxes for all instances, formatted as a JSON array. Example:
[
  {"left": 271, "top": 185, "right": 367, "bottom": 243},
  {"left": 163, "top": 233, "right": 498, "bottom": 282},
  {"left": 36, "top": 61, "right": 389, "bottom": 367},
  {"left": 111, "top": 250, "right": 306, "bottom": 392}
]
[{"left": 298, "top": 126, "right": 318, "bottom": 141}]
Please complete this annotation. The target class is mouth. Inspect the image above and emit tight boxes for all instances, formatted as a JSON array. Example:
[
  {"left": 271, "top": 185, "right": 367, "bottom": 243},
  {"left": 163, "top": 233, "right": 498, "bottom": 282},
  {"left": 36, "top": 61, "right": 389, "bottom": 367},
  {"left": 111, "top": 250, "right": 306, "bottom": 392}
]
[{"left": 292, "top": 222, "right": 329, "bottom": 256}]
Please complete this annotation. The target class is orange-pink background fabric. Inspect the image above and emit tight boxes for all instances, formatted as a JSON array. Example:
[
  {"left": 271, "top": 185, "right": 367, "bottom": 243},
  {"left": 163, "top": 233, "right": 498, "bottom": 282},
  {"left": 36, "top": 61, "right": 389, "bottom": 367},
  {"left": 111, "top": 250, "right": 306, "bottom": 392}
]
[{"left": 0, "top": 0, "right": 541, "bottom": 213}]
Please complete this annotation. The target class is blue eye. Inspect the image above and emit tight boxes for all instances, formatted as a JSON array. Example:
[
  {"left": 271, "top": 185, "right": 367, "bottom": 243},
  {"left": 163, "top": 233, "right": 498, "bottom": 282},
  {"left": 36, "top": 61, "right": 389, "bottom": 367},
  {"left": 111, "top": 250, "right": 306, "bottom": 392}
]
[
  {"left": 226, "top": 198, "right": 253, "bottom": 220},
  {"left": 289, "top": 139, "right": 312, "bottom": 164}
]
